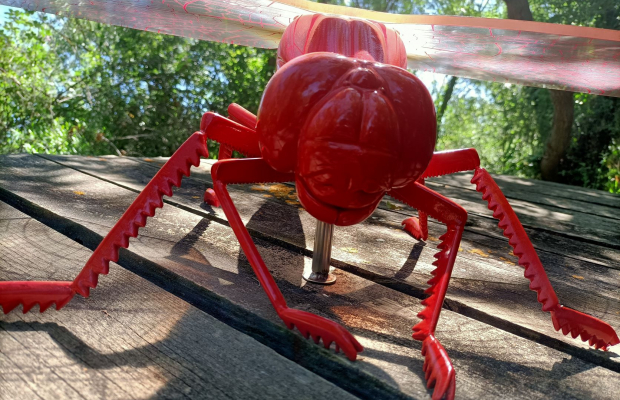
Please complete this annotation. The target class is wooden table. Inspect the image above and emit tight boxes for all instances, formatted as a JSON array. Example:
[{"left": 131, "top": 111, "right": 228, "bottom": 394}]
[{"left": 1, "top": 153, "right": 619, "bottom": 399}]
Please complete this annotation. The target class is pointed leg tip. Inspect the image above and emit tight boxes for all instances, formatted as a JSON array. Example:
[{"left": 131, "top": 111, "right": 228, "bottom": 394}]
[
  {"left": 402, "top": 217, "right": 425, "bottom": 241},
  {"left": 421, "top": 335, "right": 456, "bottom": 400},
  {"left": 204, "top": 188, "right": 221, "bottom": 207}
]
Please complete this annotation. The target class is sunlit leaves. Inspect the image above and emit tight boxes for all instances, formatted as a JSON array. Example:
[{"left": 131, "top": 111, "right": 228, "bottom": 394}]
[{"left": 1, "top": 9, "right": 275, "bottom": 157}]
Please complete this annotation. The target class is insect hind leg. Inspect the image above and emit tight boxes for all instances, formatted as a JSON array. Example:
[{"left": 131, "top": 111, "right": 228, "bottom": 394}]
[
  {"left": 472, "top": 167, "right": 619, "bottom": 349},
  {"left": 1, "top": 131, "right": 208, "bottom": 314}
]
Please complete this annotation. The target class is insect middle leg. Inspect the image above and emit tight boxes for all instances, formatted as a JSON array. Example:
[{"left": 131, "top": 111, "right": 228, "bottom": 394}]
[
  {"left": 211, "top": 157, "right": 364, "bottom": 360},
  {"left": 390, "top": 182, "right": 467, "bottom": 400},
  {"left": 200, "top": 111, "right": 260, "bottom": 207}
]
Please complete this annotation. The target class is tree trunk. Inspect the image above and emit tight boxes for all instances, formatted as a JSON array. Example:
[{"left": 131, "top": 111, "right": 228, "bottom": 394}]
[
  {"left": 503, "top": 0, "right": 533, "bottom": 20},
  {"left": 503, "top": 0, "right": 574, "bottom": 181},
  {"left": 436, "top": 76, "right": 458, "bottom": 133},
  {"left": 541, "top": 90, "right": 574, "bottom": 180}
]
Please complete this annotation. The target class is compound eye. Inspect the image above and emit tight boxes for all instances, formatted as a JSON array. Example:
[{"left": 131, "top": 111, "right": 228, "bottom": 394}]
[
  {"left": 359, "top": 91, "right": 399, "bottom": 154},
  {"left": 303, "top": 88, "right": 363, "bottom": 142}
]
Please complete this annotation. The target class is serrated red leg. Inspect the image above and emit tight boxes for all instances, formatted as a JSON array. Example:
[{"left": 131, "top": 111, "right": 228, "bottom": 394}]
[
  {"left": 200, "top": 110, "right": 259, "bottom": 207},
  {"left": 403, "top": 149, "right": 480, "bottom": 242},
  {"left": 422, "top": 335, "right": 456, "bottom": 400},
  {"left": 390, "top": 182, "right": 467, "bottom": 400},
  {"left": 1, "top": 132, "right": 209, "bottom": 314},
  {"left": 421, "top": 148, "right": 480, "bottom": 180},
  {"left": 0, "top": 282, "right": 74, "bottom": 313},
  {"left": 211, "top": 158, "right": 363, "bottom": 360},
  {"left": 413, "top": 149, "right": 618, "bottom": 350},
  {"left": 471, "top": 167, "right": 619, "bottom": 349}
]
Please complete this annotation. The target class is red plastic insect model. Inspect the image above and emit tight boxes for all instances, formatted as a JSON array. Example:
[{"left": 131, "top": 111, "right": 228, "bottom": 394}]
[{"left": 1, "top": 13, "right": 618, "bottom": 400}]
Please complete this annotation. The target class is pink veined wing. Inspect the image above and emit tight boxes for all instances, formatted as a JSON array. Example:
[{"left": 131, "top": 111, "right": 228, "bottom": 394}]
[
  {"left": 393, "top": 22, "right": 620, "bottom": 96},
  {"left": 0, "top": 0, "right": 306, "bottom": 47},
  {"left": 1, "top": 0, "right": 619, "bottom": 96}
]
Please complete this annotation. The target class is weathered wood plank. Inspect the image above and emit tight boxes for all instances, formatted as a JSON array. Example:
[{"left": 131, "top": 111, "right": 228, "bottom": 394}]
[
  {"left": 431, "top": 170, "right": 620, "bottom": 210},
  {"left": 426, "top": 175, "right": 620, "bottom": 222},
  {"left": 29, "top": 153, "right": 620, "bottom": 358},
  {"left": 38, "top": 153, "right": 620, "bottom": 271},
  {"left": 0, "top": 173, "right": 424, "bottom": 400},
  {"left": 1, "top": 155, "right": 619, "bottom": 400},
  {"left": 0, "top": 202, "right": 360, "bottom": 400}
]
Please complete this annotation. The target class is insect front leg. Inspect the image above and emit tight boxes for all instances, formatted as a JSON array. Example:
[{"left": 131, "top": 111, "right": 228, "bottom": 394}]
[
  {"left": 211, "top": 158, "right": 363, "bottom": 360},
  {"left": 227, "top": 103, "right": 257, "bottom": 129},
  {"left": 390, "top": 182, "right": 468, "bottom": 400},
  {"left": 216, "top": 103, "right": 258, "bottom": 160},
  {"left": 402, "top": 149, "right": 480, "bottom": 241}
]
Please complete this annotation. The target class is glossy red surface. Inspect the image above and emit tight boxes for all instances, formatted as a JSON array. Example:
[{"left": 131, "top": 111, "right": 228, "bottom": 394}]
[
  {"left": 258, "top": 52, "right": 436, "bottom": 225},
  {"left": 277, "top": 14, "right": 407, "bottom": 68}
]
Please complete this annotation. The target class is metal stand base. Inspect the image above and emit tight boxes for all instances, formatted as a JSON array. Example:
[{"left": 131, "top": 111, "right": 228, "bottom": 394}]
[
  {"left": 303, "top": 220, "right": 336, "bottom": 285},
  {"left": 302, "top": 270, "right": 337, "bottom": 285}
]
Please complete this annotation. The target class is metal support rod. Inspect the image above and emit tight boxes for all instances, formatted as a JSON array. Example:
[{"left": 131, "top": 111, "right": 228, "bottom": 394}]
[{"left": 303, "top": 220, "right": 336, "bottom": 284}]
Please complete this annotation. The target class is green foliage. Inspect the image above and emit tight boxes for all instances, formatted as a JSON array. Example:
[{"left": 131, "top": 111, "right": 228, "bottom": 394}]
[
  {"left": 560, "top": 95, "right": 620, "bottom": 192},
  {"left": 0, "top": 10, "right": 80, "bottom": 154},
  {"left": 436, "top": 81, "right": 550, "bottom": 178},
  {"left": 436, "top": 75, "right": 620, "bottom": 193},
  {"left": 2, "top": 1, "right": 619, "bottom": 193},
  {"left": 0, "top": 10, "right": 275, "bottom": 157},
  {"left": 605, "top": 140, "right": 620, "bottom": 193},
  {"left": 530, "top": 0, "right": 619, "bottom": 30}
]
